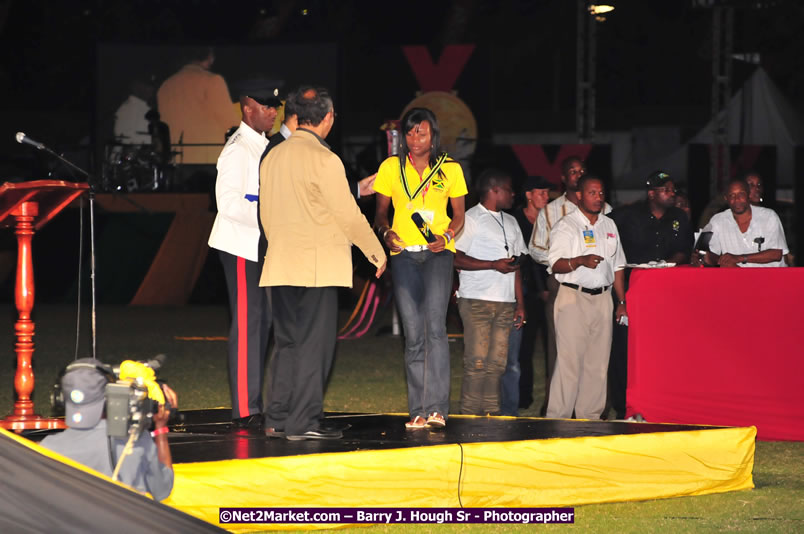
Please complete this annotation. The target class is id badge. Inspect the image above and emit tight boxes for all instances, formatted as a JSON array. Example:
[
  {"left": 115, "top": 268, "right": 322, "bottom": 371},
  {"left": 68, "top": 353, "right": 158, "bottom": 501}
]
[
  {"left": 417, "top": 210, "right": 435, "bottom": 224},
  {"left": 583, "top": 229, "right": 596, "bottom": 248}
]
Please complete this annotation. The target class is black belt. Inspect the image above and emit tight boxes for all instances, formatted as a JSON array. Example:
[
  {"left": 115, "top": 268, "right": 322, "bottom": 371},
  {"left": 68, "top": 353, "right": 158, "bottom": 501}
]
[{"left": 561, "top": 282, "right": 610, "bottom": 295}]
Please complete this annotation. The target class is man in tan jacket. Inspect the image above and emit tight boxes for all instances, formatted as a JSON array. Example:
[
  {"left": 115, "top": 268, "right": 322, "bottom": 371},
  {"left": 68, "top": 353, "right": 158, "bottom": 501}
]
[{"left": 259, "top": 86, "right": 386, "bottom": 441}]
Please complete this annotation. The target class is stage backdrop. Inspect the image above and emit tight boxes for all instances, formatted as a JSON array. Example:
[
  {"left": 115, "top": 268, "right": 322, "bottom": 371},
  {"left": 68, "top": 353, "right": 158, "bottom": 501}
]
[{"left": 95, "top": 43, "right": 337, "bottom": 172}]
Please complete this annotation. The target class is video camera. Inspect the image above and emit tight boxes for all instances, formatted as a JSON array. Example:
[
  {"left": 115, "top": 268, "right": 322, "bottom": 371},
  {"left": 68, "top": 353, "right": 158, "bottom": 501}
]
[
  {"left": 52, "top": 354, "right": 175, "bottom": 439},
  {"left": 105, "top": 355, "right": 173, "bottom": 438}
]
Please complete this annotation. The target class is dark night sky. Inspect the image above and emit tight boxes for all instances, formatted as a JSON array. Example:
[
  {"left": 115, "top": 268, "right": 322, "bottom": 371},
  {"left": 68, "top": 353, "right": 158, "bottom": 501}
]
[
  {"left": 0, "top": 0, "right": 802, "bottom": 300},
  {"left": 1, "top": 0, "right": 803, "bottom": 161}
]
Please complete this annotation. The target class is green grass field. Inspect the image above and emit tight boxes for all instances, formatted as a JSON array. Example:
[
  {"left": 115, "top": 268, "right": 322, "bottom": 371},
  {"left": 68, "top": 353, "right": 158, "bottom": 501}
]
[{"left": 1, "top": 304, "right": 801, "bottom": 533}]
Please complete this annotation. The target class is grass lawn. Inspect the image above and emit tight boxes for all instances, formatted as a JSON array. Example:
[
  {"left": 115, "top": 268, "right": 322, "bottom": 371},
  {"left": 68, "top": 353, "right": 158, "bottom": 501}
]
[{"left": 1, "top": 303, "right": 801, "bottom": 533}]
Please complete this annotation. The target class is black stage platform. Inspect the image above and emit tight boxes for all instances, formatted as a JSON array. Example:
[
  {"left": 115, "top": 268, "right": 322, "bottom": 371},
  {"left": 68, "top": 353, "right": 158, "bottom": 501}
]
[
  {"left": 19, "top": 408, "right": 754, "bottom": 530},
  {"left": 169, "top": 409, "right": 720, "bottom": 463}
]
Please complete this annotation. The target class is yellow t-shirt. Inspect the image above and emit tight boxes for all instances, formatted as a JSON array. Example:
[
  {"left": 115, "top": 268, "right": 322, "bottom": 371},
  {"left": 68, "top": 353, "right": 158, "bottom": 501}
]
[{"left": 374, "top": 155, "right": 468, "bottom": 254}]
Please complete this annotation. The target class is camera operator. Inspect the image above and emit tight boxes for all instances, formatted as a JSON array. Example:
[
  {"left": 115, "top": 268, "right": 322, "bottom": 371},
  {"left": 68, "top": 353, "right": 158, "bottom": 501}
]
[{"left": 40, "top": 358, "right": 177, "bottom": 502}]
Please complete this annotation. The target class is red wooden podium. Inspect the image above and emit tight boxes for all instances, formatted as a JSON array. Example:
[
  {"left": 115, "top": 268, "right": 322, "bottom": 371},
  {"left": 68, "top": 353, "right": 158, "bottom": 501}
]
[{"left": 0, "top": 180, "right": 89, "bottom": 431}]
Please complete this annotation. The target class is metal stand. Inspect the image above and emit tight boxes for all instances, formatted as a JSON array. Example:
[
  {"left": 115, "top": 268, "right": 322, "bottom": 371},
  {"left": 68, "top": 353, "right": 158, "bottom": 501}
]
[
  {"left": 710, "top": 5, "right": 734, "bottom": 197},
  {"left": 576, "top": 0, "right": 597, "bottom": 143},
  {"left": 43, "top": 148, "right": 100, "bottom": 359}
]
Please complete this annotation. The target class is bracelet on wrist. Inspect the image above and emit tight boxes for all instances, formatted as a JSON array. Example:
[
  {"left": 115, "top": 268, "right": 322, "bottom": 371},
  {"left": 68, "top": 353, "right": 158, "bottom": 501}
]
[
  {"left": 568, "top": 258, "right": 574, "bottom": 271},
  {"left": 443, "top": 228, "right": 455, "bottom": 244},
  {"left": 151, "top": 426, "right": 169, "bottom": 437}
]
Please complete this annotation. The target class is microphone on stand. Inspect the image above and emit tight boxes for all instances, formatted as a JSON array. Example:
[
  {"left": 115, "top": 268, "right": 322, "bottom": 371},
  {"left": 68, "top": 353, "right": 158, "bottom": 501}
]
[{"left": 15, "top": 132, "right": 45, "bottom": 150}]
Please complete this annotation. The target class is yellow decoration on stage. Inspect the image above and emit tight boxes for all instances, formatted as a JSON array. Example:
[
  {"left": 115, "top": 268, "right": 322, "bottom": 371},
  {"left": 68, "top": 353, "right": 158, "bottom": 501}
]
[{"left": 161, "top": 420, "right": 755, "bottom": 532}]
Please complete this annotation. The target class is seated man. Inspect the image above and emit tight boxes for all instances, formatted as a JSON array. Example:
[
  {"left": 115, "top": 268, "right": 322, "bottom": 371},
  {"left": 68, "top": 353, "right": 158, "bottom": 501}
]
[
  {"left": 40, "top": 358, "right": 177, "bottom": 501},
  {"left": 702, "top": 178, "right": 788, "bottom": 268}
]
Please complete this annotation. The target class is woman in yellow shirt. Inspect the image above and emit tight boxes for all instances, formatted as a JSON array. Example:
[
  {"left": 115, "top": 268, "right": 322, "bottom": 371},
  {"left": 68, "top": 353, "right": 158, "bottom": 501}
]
[{"left": 374, "top": 108, "right": 467, "bottom": 430}]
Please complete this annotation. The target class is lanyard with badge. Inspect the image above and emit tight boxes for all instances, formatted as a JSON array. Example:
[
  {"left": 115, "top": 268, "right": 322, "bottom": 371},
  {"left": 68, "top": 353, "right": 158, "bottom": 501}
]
[
  {"left": 482, "top": 204, "right": 509, "bottom": 255},
  {"left": 400, "top": 153, "right": 448, "bottom": 225}
]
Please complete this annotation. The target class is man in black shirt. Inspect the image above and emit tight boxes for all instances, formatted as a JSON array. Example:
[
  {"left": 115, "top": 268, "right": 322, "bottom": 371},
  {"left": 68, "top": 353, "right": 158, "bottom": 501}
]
[
  {"left": 607, "top": 171, "right": 693, "bottom": 418},
  {"left": 501, "top": 176, "right": 553, "bottom": 415},
  {"left": 611, "top": 171, "right": 693, "bottom": 267}
]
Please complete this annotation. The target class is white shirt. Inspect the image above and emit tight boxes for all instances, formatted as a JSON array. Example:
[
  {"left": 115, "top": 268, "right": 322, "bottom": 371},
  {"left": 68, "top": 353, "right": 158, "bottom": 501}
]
[
  {"left": 547, "top": 209, "right": 626, "bottom": 288},
  {"left": 456, "top": 204, "right": 527, "bottom": 302},
  {"left": 208, "top": 121, "right": 269, "bottom": 261},
  {"left": 529, "top": 193, "right": 612, "bottom": 265},
  {"left": 708, "top": 205, "right": 788, "bottom": 268},
  {"left": 113, "top": 95, "right": 151, "bottom": 145}
]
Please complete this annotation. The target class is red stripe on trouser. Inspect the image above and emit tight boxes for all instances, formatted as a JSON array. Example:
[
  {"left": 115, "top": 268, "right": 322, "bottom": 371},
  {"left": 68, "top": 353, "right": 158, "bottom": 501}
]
[{"left": 236, "top": 257, "right": 250, "bottom": 418}]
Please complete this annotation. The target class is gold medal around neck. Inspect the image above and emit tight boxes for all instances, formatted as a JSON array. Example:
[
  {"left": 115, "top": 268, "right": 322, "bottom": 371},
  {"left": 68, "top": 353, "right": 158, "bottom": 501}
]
[{"left": 407, "top": 202, "right": 414, "bottom": 211}]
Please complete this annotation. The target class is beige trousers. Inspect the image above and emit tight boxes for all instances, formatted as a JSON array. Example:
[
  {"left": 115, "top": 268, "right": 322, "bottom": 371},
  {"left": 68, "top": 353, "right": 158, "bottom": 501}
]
[{"left": 546, "top": 284, "right": 613, "bottom": 420}]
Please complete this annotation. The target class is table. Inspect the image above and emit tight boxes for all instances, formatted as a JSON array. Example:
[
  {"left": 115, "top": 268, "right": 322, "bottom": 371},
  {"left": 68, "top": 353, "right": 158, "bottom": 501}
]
[{"left": 626, "top": 266, "right": 804, "bottom": 441}]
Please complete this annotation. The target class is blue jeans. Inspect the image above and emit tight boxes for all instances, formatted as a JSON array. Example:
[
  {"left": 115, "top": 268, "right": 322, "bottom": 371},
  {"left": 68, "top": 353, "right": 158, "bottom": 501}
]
[
  {"left": 391, "top": 249, "right": 454, "bottom": 419},
  {"left": 500, "top": 326, "right": 522, "bottom": 416}
]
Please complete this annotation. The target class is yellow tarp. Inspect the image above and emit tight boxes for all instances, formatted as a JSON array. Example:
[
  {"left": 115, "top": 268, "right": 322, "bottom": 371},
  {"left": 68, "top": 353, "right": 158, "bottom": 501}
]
[{"left": 163, "top": 425, "right": 755, "bottom": 532}]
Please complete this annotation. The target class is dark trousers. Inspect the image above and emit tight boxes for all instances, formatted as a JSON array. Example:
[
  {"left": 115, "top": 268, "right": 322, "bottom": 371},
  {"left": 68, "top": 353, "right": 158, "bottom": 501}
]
[
  {"left": 608, "top": 322, "right": 628, "bottom": 419},
  {"left": 265, "top": 286, "right": 337, "bottom": 436},
  {"left": 220, "top": 251, "right": 271, "bottom": 418},
  {"left": 539, "top": 274, "right": 560, "bottom": 414},
  {"left": 517, "top": 291, "right": 547, "bottom": 409}
]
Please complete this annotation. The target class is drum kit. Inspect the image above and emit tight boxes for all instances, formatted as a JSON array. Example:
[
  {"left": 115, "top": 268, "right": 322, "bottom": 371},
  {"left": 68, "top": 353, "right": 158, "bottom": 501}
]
[{"left": 102, "top": 133, "right": 178, "bottom": 193}]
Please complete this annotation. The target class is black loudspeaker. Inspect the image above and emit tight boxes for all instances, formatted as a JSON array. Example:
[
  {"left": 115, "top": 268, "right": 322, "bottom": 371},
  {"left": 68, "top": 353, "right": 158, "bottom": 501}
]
[{"left": 794, "top": 146, "right": 804, "bottom": 266}]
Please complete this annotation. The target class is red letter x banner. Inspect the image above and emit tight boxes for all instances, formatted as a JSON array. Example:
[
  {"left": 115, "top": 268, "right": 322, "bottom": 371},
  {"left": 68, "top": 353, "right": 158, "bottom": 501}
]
[
  {"left": 402, "top": 45, "right": 475, "bottom": 92},
  {"left": 512, "top": 144, "right": 593, "bottom": 186}
]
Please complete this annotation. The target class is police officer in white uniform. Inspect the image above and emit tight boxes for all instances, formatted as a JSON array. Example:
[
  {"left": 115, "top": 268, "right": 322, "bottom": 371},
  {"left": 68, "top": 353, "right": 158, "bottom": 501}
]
[{"left": 208, "top": 95, "right": 278, "bottom": 426}]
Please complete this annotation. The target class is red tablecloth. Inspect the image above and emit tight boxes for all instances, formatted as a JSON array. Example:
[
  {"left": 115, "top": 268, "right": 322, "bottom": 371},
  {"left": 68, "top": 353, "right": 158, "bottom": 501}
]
[{"left": 626, "top": 267, "right": 804, "bottom": 441}]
